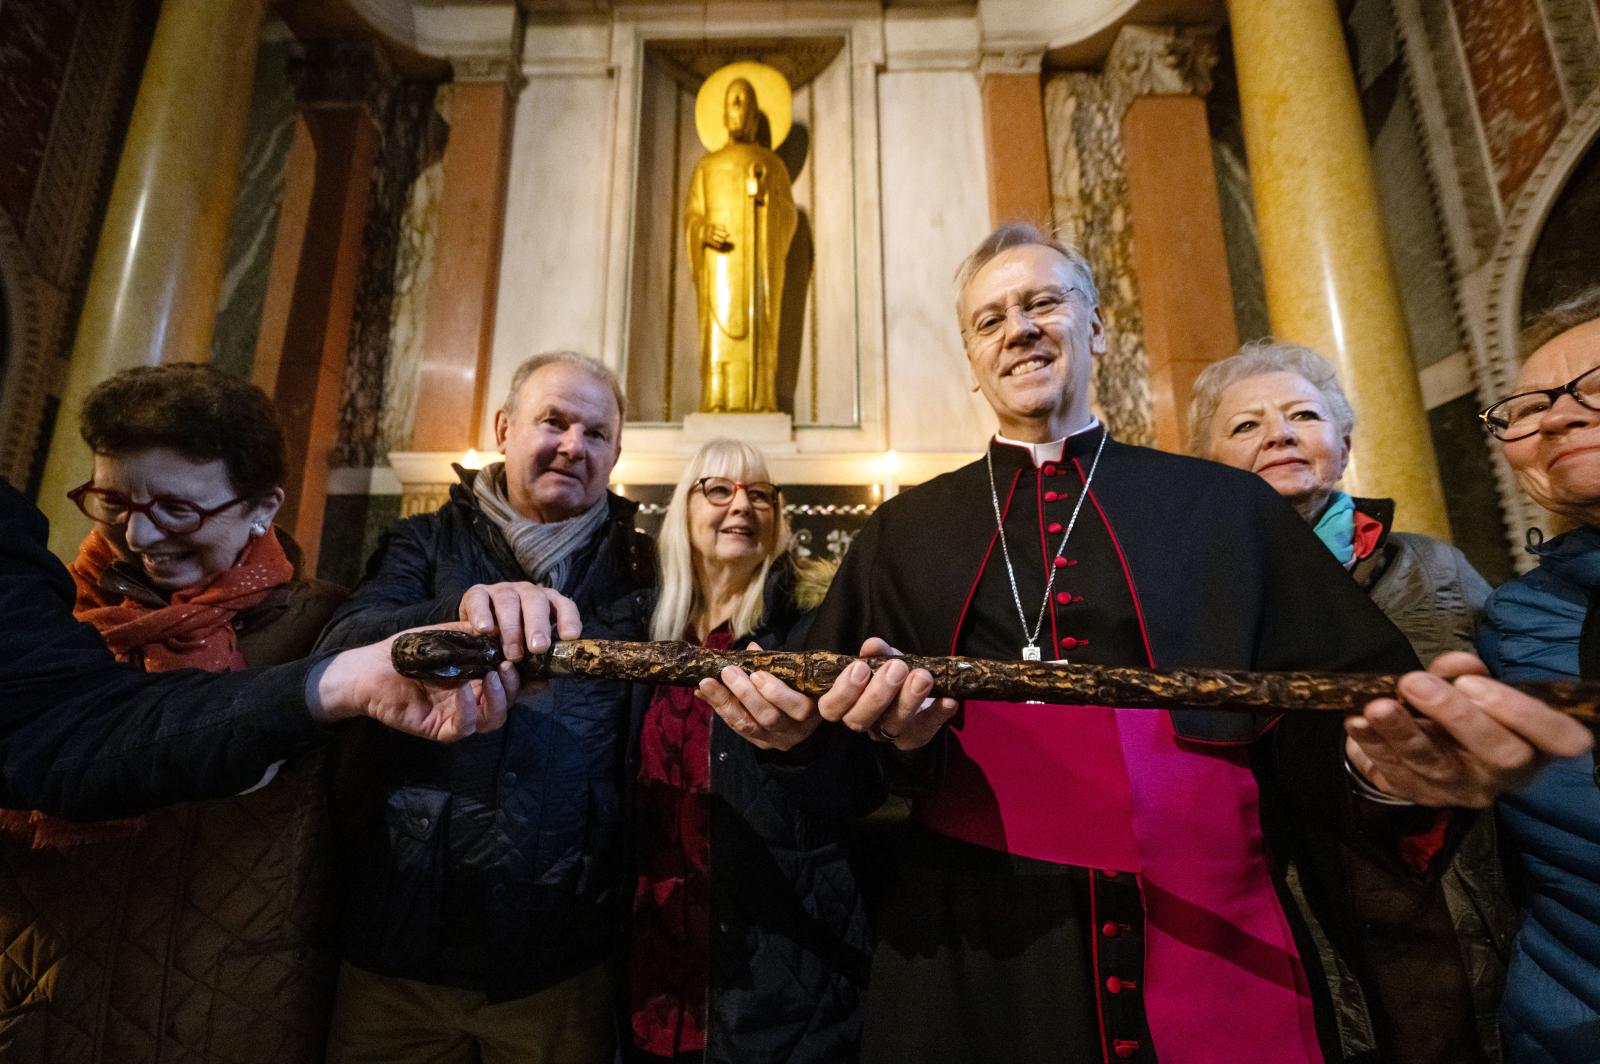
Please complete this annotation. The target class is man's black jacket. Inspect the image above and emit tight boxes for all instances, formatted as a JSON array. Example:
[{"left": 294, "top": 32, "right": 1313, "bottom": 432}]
[{"left": 314, "top": 474, "right": 654, "bottom": 999}]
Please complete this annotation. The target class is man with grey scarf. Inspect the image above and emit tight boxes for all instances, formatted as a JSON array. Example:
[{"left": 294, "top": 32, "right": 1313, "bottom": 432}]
[{"left": 316, "top": 351, "right": 654, "bottom": 1064}]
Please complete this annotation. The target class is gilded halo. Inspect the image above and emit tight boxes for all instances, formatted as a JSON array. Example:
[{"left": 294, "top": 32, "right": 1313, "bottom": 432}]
[{"left": 693, "top": 60, "right": 793, "bottom": 152}]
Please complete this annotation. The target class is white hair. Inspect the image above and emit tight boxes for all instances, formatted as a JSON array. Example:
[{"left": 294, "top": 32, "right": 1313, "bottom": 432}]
[{"left": 1186, "top": 340, "right": 1355, "bottom": 457}]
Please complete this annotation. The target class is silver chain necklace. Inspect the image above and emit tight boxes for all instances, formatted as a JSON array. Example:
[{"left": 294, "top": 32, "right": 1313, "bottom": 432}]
[{"left": 983, "top": 429, "right": 1107, "bottom": 661}]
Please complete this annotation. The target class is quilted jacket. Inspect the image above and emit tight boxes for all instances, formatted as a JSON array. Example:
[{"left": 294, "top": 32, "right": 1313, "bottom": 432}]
[
  {"left": 0, "top": 566, "right": 346, "bottom": 1064},
  {"left": 1477, "top": 526, "right": 1600, "bottom": 1064},
  {"left": 313, "top": 472, "right": 654, "bottom": 1000}
]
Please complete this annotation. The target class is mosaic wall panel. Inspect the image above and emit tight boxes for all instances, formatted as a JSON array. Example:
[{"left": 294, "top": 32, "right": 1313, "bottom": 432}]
[
  {"left": 333, "top": 80, "right": 444, "bottom": 468},
  {"left": 1452, "top": 0, "right": 1569, "bottom": 202},
  {"left": 1042, "top": 73, "right": 1154, "bottom": 448}
]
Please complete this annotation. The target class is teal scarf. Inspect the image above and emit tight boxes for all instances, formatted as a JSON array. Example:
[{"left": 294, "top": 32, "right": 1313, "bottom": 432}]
[{"left": 1312, "top": 491, "right": 1357, "bottom": 567}]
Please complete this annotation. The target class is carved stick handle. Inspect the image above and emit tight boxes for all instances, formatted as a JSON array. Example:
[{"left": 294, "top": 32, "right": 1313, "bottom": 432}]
[{"left": 389, "top": 630, "right": 1600, "bottom": 723}]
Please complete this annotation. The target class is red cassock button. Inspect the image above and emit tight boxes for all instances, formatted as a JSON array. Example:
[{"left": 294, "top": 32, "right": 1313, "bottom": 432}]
[
  {"left": 1042, "top": 464, "right": 1056, "bottom": 476},
  {"left": 1053, "top": 556, "right": 1069, "bottom": 569},
  {"left": 1048, "top": 522, "right": 1063, "bottom": 533},
  {"left": 1044, "top": 490, "right": 1059, "bottom": 502},
  {"left": 1060, "top": 637, "right": 1079, "bottom": 650},
  {"left": 1114, "top": 1041, "right": 1140, "bottom": 1059},
  {"left": 1102, "top": 869, "right": 1120, "bottom": 878},
  {"left": 1056, "top": 592, "right": 1072, "bottom": 605},
  {"left": 1101, "top": 921, "right": 1120, "bottom": 938},
  {"left": 1105, "top": 977, "right": 1123, "bottom": 994}
]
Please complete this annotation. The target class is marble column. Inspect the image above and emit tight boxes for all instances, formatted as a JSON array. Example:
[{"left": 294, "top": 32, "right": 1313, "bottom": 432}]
[
  {"left": 410, "top": 73, "right": 514, "bottom": 455},
  {"left": 39, "top": 0, "right": 268, "bottom": 557},
  {"left": 1229, "top": 0, "right": 1450, "bottom": 538},
  {"left": 979, "top": 54, "right": 1053, "bottom": 228},
  {"left": 1104, "top": 26, "right": 1237, "bottom": 454},
  {"left": 258, "top": 42, "right": 385, "bottom": 573}
]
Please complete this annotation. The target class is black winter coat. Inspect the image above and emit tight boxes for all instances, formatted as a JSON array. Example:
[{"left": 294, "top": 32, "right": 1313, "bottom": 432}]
[
  {"left": 618, "top": 560, "right": 871, "bottom": 1064},
  {"left": 315, "top": 474, "right": 654, "bottom": 999}
]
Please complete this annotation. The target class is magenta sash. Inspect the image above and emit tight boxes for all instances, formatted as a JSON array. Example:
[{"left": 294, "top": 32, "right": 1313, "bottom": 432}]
[{"left": 913, "top": 701, "right": 1323, "bottom": 1063}]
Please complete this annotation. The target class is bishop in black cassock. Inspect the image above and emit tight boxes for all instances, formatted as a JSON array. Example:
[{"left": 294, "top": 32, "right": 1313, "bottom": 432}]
[
  {"left": 697, "top": 224, "right": 1591, "bottom": 1064},
  {"left": 798, "top": 422, "right": 1428, "bottom": 1063}
]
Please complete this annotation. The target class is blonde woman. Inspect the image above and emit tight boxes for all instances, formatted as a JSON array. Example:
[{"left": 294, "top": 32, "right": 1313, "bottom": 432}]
[{"left": 628, "top": 438, "right": 867, "bottom": 1064}]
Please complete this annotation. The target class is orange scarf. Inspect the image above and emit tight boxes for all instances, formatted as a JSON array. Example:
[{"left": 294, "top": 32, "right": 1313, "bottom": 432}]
[
  {"left": 70, "top": 528, "right": 293, "bottom": 672},
  {"left": 0, "top": 530, "right": 293, "bottom": 849}
]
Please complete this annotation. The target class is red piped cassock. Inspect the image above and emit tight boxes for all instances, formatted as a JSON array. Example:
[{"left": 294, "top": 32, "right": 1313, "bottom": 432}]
[{"left": 782, "top": 425, "right": 1442, "bottom": 1064}]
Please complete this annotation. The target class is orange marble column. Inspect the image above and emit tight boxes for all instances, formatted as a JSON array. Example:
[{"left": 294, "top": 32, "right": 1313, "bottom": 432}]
[
  {"left": 410, "top": 79, "right": 514, "bottom": 453},
  {"left": 257, "top": 44, "right": 384, "bottom": 573},
  {"left": 1229, "top": 0, "right": 1449, "bottom": 538},
  {"left": 1122, "top": 95, "right": 1239, "bottom": 453},
  {"left": 980, "top": 67, "right": 1053, "bottom": 228}
]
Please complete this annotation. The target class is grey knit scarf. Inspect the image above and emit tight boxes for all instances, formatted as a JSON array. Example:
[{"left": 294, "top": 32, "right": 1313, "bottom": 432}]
[{"left": 471, "top": 462, "right": 610, "bottom": 593}]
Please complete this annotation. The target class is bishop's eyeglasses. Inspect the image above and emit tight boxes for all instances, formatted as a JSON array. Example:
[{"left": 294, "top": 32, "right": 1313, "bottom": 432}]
[
  {"left": 1479, "top": 364, "right": 1600, "bottom": 441},
  {"left": 693, "top": 477, "right": 780, "bottom": 510}
]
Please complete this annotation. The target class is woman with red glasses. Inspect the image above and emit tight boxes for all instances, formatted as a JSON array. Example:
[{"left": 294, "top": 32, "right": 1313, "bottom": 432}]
[
  {"left": 624, "top": 438, "right": 869, "bottom": 1064},
  {"left": 0, "top": 363, "right": 345, "bottom": 1064}
]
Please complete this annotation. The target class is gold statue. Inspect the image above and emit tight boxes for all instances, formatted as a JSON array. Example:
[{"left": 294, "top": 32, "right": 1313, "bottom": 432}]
[{"left": 685, "top": 65, "right": 797, "bottom": 413}]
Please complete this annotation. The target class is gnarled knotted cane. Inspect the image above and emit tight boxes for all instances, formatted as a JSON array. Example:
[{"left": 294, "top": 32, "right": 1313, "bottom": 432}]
[{"left": 391, "top": 630, "right": 1600, "bottom": 723}]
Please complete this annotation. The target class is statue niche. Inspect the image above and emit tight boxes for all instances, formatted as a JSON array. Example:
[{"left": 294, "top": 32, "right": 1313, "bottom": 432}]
[{"left": 684, "top": 65, "right": 798, "bottom": 413}]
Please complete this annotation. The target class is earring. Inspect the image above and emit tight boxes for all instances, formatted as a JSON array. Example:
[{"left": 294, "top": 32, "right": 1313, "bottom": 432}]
[{"left": 250, "top": 522, "right": 267, "bottom": 537}]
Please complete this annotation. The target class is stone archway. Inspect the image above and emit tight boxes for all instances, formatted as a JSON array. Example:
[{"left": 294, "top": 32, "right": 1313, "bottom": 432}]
[{"left": 1461, "top": 88, "right": 1600, "bottom": 563}]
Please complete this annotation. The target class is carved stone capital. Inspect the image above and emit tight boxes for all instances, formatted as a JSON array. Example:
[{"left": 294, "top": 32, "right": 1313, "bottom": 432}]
[
  {"left": 288, "top": 39, "right": 393, "bottom": 114},
  {"left": 1103, "top": 24, "right": 1219, "bottom": 117}
]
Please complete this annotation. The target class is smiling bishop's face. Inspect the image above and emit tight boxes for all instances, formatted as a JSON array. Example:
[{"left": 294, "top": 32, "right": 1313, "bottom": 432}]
[{"left": 957, "top": 244, "right": 1105, "bottom": 442}]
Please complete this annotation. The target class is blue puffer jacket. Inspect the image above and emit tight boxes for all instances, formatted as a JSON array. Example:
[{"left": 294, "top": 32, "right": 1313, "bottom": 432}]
[{"left": 1477, "top": 526, "right": 1600, "bottom": 1063}]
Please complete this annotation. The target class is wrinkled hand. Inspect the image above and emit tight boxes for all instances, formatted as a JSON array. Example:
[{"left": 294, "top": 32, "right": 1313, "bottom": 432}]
[
  {"left": 697, "top": 642, "right": 823, "bottom": 752},
  {"left": 816, "top": 638, "right": 959, "bottom": 752},
  {"left": 314, "top": 624, "right": 521, "bottom": 742},
  {"left": 1345, "top": 651, "right": 1594, "bottom": 808},
  {"left": 458, "top": 581, "right": 582, "bottom": 662}
]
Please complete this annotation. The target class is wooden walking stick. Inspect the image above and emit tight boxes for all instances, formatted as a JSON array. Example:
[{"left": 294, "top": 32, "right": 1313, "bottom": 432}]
[{"left": 391, "top": 630, "right": 1600, "bottom": 723}]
